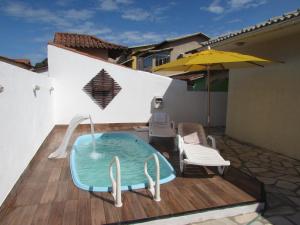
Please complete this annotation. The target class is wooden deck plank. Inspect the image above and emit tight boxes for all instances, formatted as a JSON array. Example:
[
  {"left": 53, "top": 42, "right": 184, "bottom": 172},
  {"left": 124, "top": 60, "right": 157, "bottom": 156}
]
[
  {"left": 31, "top": 204, "right": 51, "bottom": 225},
  {"left": 77, "top": 199, "right": 91, "bottom": 225},
  {"left": 0, "top": 125, "right": 264, "bottom": 225},
  {"left": 90, "top": 198, "right": 106, "bottom": 225},
  {"left": 48, "top": 168, "right": 62, "bottom": 183},
  {"left": 40, "top": 182, "right": 59, "bottom": 204},
  {"left": 47, "top": 202, "right": 65, "bottom": 225},
  {"left": 62, "top": 200, "right": 78, "bottom": 225}
]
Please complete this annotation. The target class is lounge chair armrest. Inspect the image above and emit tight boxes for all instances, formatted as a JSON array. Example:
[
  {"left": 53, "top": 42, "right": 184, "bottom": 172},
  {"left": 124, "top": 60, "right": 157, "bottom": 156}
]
[
  {"left": 177, "top": 135, "right": 183, "bottom": 152},
  {"left": 170, "top": 121, "right": 175, "bottom": 130},
  {"left": 207, "top": 135, "right": 217, "bottom": 149}
]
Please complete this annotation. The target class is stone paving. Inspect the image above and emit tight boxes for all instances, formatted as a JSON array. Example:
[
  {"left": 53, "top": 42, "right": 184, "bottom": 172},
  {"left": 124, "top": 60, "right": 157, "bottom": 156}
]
[
  {"left": 192, "top": 135, "right": 300, "bottom": 225},
  {"left": 191, "top": 212, "right": 271, "bottom": 225}
]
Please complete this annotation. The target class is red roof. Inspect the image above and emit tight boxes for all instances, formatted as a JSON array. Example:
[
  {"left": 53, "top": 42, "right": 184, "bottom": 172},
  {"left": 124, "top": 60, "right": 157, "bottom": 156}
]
[
  {"left": 14, "top": 59, "right": 32, "bottom": 66},
  {"left": 53, "top": 32, "right": 127, "bottom": 50},
  {"left": 0, "top": 56, "right": 33, "bottom": 70}
]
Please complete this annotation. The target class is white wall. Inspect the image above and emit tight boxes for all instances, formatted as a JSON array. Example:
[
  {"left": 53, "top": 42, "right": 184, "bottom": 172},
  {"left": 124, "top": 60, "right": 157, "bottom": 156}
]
[
  {"left": 220, "top": 23, "right": 300, "bottom": 159},
  {"left": 0, "top": 62, "right": 54, "bottom": 205},
  {"left": 48, "top": 45, "right": 227, "bottom": 126}
]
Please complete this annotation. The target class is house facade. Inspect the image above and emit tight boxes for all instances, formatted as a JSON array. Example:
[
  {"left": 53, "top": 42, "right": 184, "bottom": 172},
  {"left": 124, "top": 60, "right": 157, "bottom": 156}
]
[
  {"left": 196, "top": 10, "right": 300, "bottom": 160},
  {"left": 123, "top": 32, "right": 209, "bottom": 75}
]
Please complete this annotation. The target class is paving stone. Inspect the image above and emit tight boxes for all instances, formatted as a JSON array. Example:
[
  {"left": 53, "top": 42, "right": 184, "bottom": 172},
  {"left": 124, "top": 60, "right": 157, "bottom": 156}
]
[
  {"left": 240, "top": 152, "right": 258, "bottom": 158},
  {"left": 266, "top": 216, "right": 294, "bottom": 225},
  {"left": 271, "top": 165, "right": 287, "bottom": 171},
  {"left": 233, "top": 212, "right": 258, "bottom": 224},
  {"left": 266, "top": 193, "right": 284, "bottom": 208},
  {"left": 276, "top": 180, "right": 298, "bottom": 191},
  {"left": 278, "top": 188, "right": 298, "bottom": 197},
  {"left": 287, "top": 196, "right": 300, "bottom": 206},
  {"left": 283, "top": 168, "right": 299, "bottom": 176},
  {"left": 245, "top": 162, "right": 261, "bottom": 168},
  {"left": 287, "top": 211, "right": 300, "bottom": 225},
  {"left": 259, "top": 157, "right": 271, "bottom": 163},
  {"left": 215, "top": 136, "right": 300, "bottom": 225},
  {"left": 270, "top": 161, "right": 282, "bottom": 167},
  {"left": 279, "top": 175, "right": 300, "bottom": 183},
  {"left": 259, "top": 172, "right": 281, "bottom": 178},
  {"left": 192, "top": 218, "right": 238, "bottom": 225},
  {"left": 249, "top": 221, "right": 264, "bottom": 225},
  {"left": 257, "top": 176, "right": 276, "bottom": 185},
  {"left": 282, "top": 161, "right": 294, "bottom": 168},
  {"left": 264, "top": 206, "right": 296, "bottom": 217},
  {"left": 248, "top": 167, "right": 269, "bottom": 173}
]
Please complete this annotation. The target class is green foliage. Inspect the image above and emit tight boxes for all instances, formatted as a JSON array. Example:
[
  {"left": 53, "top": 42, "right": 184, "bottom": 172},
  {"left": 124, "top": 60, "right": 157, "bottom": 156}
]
[{"left": 34, "top": 58, "right": 48, "bottom": 68}]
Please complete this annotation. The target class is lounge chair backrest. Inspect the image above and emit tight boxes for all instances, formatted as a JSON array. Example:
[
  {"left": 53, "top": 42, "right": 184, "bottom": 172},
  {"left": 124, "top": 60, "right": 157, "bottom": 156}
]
[{"left": 178, "top": 123, "right": 208, "bottom": 146}]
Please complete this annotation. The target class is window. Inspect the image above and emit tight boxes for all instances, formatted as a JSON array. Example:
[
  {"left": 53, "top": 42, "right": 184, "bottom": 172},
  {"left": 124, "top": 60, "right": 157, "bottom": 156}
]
[
  {"left": 143, "top": 55, "right": 153, "bottom": 69},
  {"left": 155, "top": 52, "right": 170, "bottom": 66}
]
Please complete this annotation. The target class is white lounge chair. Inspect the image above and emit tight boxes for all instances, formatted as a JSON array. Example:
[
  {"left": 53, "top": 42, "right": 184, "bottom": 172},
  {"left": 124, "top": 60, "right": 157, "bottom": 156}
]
[
  {"left": 149, "top": 112, "right": 176, "bottom": 141},
  {"left": 177, "top": 122, "right": 230, "bottom": 175}
]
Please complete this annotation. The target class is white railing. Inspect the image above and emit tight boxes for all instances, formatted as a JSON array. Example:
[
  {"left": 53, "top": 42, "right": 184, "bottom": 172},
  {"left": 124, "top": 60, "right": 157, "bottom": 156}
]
[
  {"left": 144, "top": 153, "right": 161, "bottom": 202},
  {"left": 109, "top": 156, "right": 122, "bottom": 207}
]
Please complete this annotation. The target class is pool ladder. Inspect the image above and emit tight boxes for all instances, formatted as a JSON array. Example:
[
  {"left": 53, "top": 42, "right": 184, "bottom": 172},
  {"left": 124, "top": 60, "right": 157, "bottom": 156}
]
[
  {"left": 109, "top": 153, "right": 161, "bottom": 207},
  {"left": 109, "top": 156, "right": 122, "bottom": 207},
  {"left": 144, "top": 153, "right": 161, "bottom": 202}
]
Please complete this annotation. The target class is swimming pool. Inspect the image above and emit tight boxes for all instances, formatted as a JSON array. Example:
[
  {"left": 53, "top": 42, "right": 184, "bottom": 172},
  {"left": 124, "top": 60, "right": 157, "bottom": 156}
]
[{"left": 70, "top": 132, "right": 176, "bottom": 192}]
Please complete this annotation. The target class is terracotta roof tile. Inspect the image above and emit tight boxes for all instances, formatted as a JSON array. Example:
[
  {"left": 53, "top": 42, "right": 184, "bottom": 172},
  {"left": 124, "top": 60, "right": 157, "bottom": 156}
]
[
  {"left": 202, "top": 9, "right": 300, "bottom": 46},
  {"left": 53, "top": 32, "right": 127, "bottom": 50},
  {"left": 0, "top": 56, "right": 33, "bottom": 70},
  {"left": 14, "top": 59, "right": 32, "bottom": 66}
]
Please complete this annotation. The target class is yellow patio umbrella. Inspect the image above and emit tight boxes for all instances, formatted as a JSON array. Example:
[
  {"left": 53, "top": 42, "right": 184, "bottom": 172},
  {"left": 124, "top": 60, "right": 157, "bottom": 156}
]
[{"left": 153, "top": 47, "right": 272, "bottom": 127}]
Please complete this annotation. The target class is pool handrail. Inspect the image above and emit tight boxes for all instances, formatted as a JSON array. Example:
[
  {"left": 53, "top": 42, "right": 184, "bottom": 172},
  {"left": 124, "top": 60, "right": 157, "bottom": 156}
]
[
  {"left": 144, "top": 153, "right": 161, "bottom": 202},
  {"left": 109, "top": 156, "right": 122, "bottom": 207}
]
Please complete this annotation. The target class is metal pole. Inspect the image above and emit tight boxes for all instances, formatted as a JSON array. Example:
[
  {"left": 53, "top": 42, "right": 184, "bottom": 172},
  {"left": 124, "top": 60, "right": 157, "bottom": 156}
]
[{"left": 207, "top": 65, "right": 211, "bottom": 128}]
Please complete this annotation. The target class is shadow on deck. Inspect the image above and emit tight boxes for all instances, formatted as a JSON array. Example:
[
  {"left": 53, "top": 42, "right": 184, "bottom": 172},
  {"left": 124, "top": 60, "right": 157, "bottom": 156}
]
[{"left": 0, "top": 125, "right": 265, "bottom": 225}]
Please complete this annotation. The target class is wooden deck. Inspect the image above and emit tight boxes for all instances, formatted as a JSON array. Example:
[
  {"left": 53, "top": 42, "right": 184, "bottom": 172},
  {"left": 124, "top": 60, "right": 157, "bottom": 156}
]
[{"left": 0, "top": 126, "right": 264, "bottom": 225}]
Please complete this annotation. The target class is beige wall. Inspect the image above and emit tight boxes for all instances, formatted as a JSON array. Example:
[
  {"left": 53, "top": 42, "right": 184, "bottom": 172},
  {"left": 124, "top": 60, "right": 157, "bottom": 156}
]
[
  {"left": 153, "top": 35, "right": 208, "bottom": 76},
  {"left": 216, "top": 23, "right": 300, "bottom": 159},
  {"left": 161, "top": 36, "right": 207, "bottom": 61}
]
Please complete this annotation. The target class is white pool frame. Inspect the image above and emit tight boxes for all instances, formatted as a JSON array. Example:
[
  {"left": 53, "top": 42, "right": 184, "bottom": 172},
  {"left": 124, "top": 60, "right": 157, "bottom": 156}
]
[{"left": 70, "top": 132, "right": 176, "bottom": 192}]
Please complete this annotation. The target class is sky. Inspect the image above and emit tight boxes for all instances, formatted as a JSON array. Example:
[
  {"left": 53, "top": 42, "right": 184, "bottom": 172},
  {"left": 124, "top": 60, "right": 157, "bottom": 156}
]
[{"left": 0, "top": 0, "right": 299, "bottom": 64}]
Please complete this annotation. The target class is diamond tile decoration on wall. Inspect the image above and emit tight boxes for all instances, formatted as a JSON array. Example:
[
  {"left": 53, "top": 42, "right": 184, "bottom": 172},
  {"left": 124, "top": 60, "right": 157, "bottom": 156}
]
[{"left": 83, "top": 69, "right": 121, "bottom": 109}]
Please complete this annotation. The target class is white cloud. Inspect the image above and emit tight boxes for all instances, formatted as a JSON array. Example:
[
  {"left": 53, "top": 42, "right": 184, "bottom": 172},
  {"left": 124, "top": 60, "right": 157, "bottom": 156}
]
[
  {"left": 65, "top": 22, "right": 112, "bottom": 35},
  {"left": 228, "top": 0, "right": 267, "bottom": 10},
  {"left": 56, "top": 0, "right": 73, "bottom": 7},
  {"left": 121, "top": 8, "right": 150, "bottom": 21},
  {"left": 201, "top": 0, "right": 224, "bottom": 14},
  {"left": 1, "top": 1, "right": 113, "bottom": 43},
  {"left": 226, "top": 18, "right": 242, "bottom": 23},
  {"left": 98, "top": 0, "right": 132, "bottom": 11},
  {"left": 104, "top": 31, "right": 177, "bottom": 45},
  {"left": 63, "top": 9, "right": 94, "bottom": 20},
  {"left": 2, "top": 2, "right": 71, "bottom": 27},
  {"left": 201, "top": 0, "right": 267, "bottom": 14},
  {"left": 1, "top": 2, "right": 97, "bottom": 28}
]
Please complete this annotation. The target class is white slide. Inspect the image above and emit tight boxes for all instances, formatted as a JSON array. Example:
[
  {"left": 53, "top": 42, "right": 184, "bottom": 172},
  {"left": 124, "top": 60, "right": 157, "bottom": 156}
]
[{"left": 48, "top": 114, "right": 90, "bottom": 159}]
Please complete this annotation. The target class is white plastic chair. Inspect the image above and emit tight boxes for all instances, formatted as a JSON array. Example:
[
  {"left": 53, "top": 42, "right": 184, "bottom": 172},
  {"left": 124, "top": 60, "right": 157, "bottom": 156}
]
[{"left": 149, "top": 112, "right": 176, "bottom": 141}]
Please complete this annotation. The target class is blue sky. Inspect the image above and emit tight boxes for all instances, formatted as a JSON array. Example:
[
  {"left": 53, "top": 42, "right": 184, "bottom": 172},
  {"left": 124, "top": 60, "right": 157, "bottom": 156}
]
[{"left": 0, "top": 0, "right": 299, "bottom": 64}]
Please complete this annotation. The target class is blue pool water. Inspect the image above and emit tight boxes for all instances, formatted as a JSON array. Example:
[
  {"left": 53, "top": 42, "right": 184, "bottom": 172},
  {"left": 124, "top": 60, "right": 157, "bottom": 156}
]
[{"left": 70, "top": 132, "right": 176, "bottom": 192}]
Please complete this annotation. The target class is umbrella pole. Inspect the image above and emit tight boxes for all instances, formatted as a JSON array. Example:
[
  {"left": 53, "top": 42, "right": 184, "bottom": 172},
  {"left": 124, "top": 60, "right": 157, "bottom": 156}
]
[{"left": 207, "top": 65, "right": 211, "bottom": 129}]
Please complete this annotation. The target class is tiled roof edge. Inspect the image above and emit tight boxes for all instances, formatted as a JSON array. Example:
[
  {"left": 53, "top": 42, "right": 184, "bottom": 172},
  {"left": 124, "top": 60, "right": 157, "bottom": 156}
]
[
  {"left": 48, "top": 42, "right": 138, "bottom": 72},
  {"left": 202, "top": 9, "right": 300, "bottom": 46}
]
